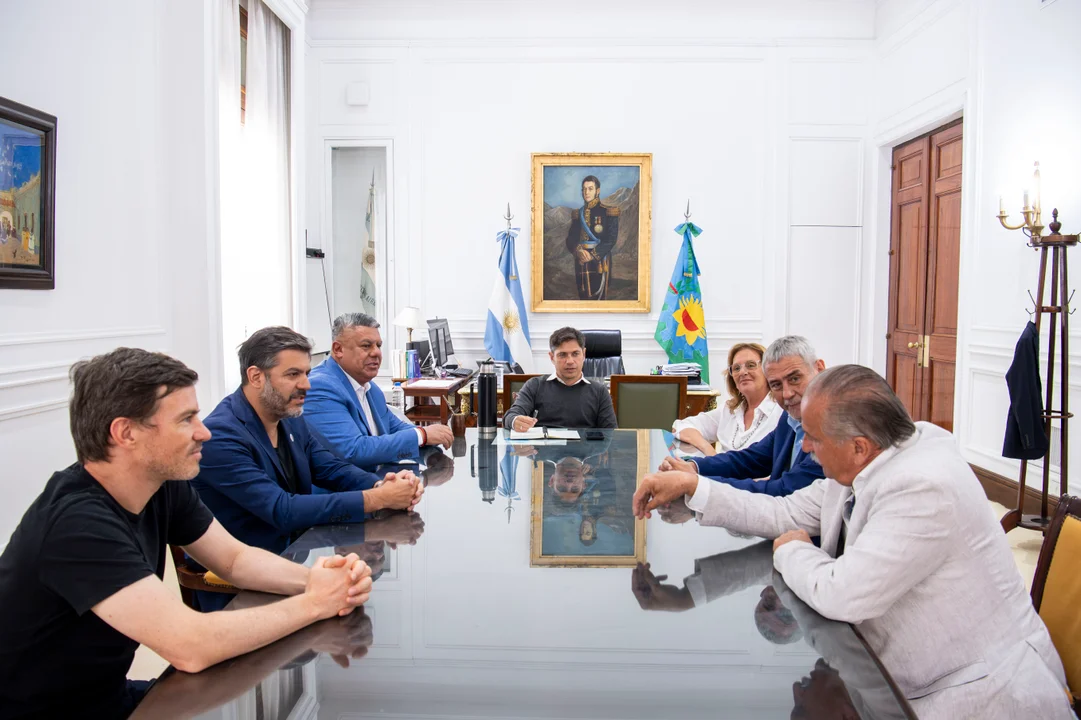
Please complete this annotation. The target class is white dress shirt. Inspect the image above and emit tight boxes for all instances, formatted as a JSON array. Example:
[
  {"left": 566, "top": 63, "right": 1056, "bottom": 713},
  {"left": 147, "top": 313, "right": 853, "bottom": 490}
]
[
  {"left": 672, "top": 394, "right": 782, "bottom": 453},
  {"left": 347, "top": 374, "right": 425, "bottom": 444},
  {"left": 546, "top": 373, "right": 590, "bottom": 386},
  {"left": 670, "top": 389, "right": 782, "bottom": 451}
]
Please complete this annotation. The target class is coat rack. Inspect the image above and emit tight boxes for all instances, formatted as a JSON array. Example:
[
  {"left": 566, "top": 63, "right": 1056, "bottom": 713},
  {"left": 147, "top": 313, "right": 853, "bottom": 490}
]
[{"left": 999, "top": 182, "right": 1078, "bottom": 532}]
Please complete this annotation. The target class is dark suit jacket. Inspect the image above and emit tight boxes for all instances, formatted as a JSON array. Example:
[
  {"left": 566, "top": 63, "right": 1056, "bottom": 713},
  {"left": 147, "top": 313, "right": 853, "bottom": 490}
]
[
  {"left": 192, "top": 388, "right": 381, "bottom": 556},
  {"left": 690, "top": 411, "right": 823, "bottom": 496},
  {"left": 1003, "top": 321, "right": 1048, "bottom": 460}
]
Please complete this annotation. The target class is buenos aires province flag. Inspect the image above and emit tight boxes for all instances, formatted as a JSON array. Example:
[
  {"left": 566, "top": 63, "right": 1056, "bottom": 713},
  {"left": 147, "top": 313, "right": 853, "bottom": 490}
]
[{"left": 654, "top": 221, "right": 710, "bottom": 384}]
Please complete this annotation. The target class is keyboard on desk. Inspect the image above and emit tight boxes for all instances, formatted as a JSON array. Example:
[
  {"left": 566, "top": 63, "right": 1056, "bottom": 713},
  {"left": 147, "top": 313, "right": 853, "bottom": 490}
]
[{"left": 445, "top": 367, "right": 473, "bottom": 378}]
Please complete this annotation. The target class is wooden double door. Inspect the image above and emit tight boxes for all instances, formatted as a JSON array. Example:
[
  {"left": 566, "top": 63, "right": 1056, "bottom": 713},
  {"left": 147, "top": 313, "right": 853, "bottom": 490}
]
[{"left": 886, "top": 120, "right": 963, "bottom": 431}]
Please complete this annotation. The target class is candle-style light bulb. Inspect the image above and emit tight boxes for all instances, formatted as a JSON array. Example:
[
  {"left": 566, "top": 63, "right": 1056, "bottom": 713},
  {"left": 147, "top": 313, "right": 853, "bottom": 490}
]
[
  {"left": 1033, "top": 161, "right": 1041, "bottom": 213},
  {"left": 999, "top": 195, "right": 1005, "bottom": 215},
  {"left": 1023, "top": 189, "right": 1030, "bottom": 210}
]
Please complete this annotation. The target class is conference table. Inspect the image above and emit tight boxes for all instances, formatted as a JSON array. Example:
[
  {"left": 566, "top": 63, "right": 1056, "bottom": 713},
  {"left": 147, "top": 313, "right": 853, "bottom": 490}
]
[{"left": 136, "top": 429, "right": 916, "bottom": 720}]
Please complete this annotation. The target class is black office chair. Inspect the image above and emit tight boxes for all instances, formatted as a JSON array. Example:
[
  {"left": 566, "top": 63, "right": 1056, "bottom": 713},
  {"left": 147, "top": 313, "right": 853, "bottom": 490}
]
[{"left": 581, "top": 329, "right": 625, "bottom": 378}]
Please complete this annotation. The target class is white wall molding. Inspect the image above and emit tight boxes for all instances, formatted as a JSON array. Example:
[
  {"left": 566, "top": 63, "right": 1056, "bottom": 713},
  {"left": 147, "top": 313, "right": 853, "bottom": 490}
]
[
  {"left": 0, "top": 398, "right": 69, "bottom": 423},
  {"left": 0, "top": 326, "right": 167, "bottom": 348},
  {"left": 875, "top": 0, "right": 962, "bottom": 56},
  {"left": 307, "top": 37, "right": 875, "bottom": 50}
]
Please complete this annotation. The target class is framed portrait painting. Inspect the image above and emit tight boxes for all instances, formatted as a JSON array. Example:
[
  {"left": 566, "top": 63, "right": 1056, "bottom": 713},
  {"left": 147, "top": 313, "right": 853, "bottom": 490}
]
[
  {"left": 530, "top": 429, "right": 648, "bottom": 568},
  {"left": 0, "top": 97, "right": 56, "bottom": 290},
  {"left": 531, "top": 153, "right": 651, "bottom": 312}
]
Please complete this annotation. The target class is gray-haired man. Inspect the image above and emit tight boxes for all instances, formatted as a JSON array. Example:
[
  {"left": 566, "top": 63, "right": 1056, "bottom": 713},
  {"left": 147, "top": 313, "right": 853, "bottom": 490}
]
[
  {"left": 634, "top": 365, "right": 1074, "bottom": 720},
  {"left": 657, "top": 335, "right": 825, "bottom": 497},
  {"left": 304, "top": 312, "right": 453, "bottom": 471}
]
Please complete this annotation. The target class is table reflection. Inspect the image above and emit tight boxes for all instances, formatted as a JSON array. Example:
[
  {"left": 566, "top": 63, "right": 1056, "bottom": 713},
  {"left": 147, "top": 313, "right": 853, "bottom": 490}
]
[{"left": 139, "top": 429, "right": 913, "bottom": 720}]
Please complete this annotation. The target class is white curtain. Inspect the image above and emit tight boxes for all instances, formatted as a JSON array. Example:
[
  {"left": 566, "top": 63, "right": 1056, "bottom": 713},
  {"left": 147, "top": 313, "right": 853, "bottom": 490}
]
[{"left": 219, "top": 0, "right": 292, "bottom": 388}]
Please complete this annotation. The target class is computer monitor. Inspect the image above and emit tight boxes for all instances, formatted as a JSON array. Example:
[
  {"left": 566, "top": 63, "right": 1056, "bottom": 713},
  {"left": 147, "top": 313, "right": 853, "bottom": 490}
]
[{"left": 427, "top": 317, "right": 454, "bottom": 368}]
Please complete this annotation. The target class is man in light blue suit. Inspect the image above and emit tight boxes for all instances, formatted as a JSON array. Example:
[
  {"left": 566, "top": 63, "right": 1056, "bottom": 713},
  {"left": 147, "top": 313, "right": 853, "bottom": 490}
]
[{"left": 305, "top": 313, "right": 454, "bottom": 471}]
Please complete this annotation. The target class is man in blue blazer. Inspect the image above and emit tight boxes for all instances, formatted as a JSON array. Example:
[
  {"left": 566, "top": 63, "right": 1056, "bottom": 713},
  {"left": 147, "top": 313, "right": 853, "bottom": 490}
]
[
  {"left": 304, "top": 313, "right": 454, "bottom": 471},
  {"left": 660, "top": 336, "right": 825, "bottom": 496},
  {"left": 193, "top": 327, "right": 422, "bottom": 610}
]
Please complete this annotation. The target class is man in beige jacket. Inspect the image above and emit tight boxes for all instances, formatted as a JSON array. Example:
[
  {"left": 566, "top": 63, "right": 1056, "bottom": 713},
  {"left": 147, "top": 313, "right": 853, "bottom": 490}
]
[{"left": 634, "top": 365, "right": 1074, "bottom": 720}]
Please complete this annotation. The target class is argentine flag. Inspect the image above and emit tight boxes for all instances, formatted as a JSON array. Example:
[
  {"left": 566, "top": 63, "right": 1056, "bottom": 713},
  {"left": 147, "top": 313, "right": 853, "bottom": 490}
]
[{"left": 484, "top": 227, "right": 533, "bottom": 372}]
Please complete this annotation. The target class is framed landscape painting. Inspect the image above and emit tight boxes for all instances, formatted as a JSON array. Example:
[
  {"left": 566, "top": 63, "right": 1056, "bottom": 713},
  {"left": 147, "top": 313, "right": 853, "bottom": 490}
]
[
  {"left": 531, "top": 153, "right": 651, "bottom": 312},
  {"left": 530, "top": 429, "right": 647, "bottom": 568},
  {"left": 0, "top": 97, "right": 56, "bottom": 290}
]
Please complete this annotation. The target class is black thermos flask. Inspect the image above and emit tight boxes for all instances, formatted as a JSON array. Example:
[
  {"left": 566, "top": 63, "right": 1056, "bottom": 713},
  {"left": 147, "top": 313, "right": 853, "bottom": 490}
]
[{"left": 477, "top": 359, "right": 497, "bottom": 439}]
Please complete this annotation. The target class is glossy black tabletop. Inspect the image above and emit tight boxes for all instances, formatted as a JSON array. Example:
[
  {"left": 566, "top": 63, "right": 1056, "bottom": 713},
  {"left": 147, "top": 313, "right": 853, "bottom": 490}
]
[{"left": 136, "top": 429, "right": 914, "bottom": 720}]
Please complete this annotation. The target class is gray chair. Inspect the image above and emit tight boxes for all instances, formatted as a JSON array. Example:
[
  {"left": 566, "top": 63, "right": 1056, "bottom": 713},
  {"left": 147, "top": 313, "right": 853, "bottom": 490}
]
[
  {"left": 582, "top": 329, "right": 625, "bottom": 378},
  {"left": 609, "top": 375, "right": 688, "bottom": 430}
]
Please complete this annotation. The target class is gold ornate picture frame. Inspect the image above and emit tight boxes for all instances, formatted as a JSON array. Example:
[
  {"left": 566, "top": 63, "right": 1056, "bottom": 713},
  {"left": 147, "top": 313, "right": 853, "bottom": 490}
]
[
  {"left": 530, "top": 153, "right": 651, "bottom": 313},
  {"left": 530, "top": 430, "right": 648, "bottom": 568}
]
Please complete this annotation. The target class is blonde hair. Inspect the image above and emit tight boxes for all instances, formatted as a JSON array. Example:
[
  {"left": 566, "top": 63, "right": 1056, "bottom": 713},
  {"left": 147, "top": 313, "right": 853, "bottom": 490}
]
[{"left": 725, "top": 342, "right": 767, "bottom": 412}]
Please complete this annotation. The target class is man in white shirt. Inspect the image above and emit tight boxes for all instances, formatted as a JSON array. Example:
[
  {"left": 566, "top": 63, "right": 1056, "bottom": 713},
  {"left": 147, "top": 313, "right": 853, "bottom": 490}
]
[
  {"left": 305, "top": 313, "right": 454, "bottom": 470},
  {"left": 633, "top": 365, "right": 1073, "bottom": 720}
]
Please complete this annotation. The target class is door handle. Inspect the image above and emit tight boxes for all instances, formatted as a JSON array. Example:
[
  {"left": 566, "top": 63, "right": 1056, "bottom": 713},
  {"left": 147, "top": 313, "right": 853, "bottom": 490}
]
[
  {"left": 907, "top": 341, "right": 922, "bottom": 349},
  {"left": 922, "top": 334, "right": 931, "bottom": 368}
]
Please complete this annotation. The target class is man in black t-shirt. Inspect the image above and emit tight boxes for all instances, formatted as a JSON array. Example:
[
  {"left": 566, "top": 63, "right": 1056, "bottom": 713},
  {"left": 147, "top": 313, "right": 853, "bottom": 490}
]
[{"left": 0, "top": 348, "right": 376, "bottom": 719}]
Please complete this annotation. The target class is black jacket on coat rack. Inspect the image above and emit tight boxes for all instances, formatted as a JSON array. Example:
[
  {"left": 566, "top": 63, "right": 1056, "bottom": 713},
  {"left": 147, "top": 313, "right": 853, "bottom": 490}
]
[{"left": 1002, "top": 321, "right": 1049, "bottom": 460}]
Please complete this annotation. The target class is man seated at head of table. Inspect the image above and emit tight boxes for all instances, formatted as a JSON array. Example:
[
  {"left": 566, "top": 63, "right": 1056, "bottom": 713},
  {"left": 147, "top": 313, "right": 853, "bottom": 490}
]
[
  {"left": 303, "top": 312, "right": 454, "bottom": 471},
  {"left": 192, "top": 326, "right": 421, "bottom": 611},
  {"left": 0, "top": 349, "right": 374, "bottom": 719},
  {"left": 671, "top": 341, "right": 783, "bottom": 457},
  {"left": 634, "top": 365, "right": 1075, "bottom": 720},
  {"left": 659, "top": 335, "right": 824, "bottom": 497},
  {"left": 504, "top": 326, "right": 617, "bottom": 432}
]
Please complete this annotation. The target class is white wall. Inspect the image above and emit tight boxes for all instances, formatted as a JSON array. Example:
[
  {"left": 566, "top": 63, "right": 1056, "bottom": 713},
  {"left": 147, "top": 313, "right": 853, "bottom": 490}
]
[
  {"left": 302, "top": 0, "right": 875, "bottom": 378},
  {"left": 0, "top": 0, "right": 223, "bottom": 544},
  {"left": 867, "top": 0, "right": 1081, "bottom": 492}
]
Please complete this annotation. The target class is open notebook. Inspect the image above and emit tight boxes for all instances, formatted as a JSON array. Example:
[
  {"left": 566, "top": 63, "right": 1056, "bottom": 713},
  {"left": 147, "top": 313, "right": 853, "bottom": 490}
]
[{"left": 509, "top": 428, "right": 580, "bottom": 441}]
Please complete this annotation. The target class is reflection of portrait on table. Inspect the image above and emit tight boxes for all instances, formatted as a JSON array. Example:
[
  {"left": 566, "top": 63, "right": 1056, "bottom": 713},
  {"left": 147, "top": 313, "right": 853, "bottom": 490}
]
[{"left": 531, "top": 430, "right": 645, "bottom": 565}]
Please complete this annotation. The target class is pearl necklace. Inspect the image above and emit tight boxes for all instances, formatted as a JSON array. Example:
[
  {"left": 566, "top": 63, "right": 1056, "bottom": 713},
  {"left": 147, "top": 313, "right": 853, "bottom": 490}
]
[{"left": 730, "top": 406, "right": 768, "bottom": 451}]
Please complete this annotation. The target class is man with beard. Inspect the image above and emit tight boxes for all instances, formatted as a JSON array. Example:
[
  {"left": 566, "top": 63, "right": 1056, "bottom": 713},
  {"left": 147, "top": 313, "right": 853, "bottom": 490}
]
[{"left": 193, "top": 327, "right": 421, "bottom": 611}]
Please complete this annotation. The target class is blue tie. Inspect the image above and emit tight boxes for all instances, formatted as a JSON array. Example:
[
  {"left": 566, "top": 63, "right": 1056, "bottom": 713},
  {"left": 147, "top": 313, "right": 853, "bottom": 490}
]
[{"left": 790, "top": 425, "right": 805, "bottom": 470}]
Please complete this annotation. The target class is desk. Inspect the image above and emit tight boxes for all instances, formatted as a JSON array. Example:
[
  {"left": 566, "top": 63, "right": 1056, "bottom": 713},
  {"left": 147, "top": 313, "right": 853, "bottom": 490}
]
[
  {"left": 456, "top": 380, "right": 722, "bottom": 422},
  {"left": 397, "top": 374, "right": 473, "bottom": 425},
  {"left": 138, "top": 429, "right": 915, "bottom": 720}
]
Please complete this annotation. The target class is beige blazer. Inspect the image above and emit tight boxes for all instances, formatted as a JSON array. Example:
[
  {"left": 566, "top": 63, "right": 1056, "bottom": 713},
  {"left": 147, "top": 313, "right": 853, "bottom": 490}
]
[{"left": 695, "top": 422, "right": 1074, "bottom": 720}]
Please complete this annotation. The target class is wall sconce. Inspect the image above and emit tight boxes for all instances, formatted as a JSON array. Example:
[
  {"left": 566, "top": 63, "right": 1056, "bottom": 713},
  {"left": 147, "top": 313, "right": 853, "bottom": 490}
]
[{"left": 997, "top": 161, "right": 1078, "bottom": 245}]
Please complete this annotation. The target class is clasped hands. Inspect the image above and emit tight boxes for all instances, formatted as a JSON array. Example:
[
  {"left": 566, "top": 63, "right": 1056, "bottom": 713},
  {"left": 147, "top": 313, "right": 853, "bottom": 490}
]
[
  {"left": 375, "top": 469, "right": 424, "bottom": 511},
  {"left": 305, "top": 552, "right": 373, "bottom": 619}
]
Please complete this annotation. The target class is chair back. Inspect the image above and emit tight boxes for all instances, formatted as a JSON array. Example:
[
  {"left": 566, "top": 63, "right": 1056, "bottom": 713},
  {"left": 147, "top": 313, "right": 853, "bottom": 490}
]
[
  {"left": 169, "top": 545, "right": 238, "bottom": 610},
  {"left": 1032, "top": 494, "right": 1081, "bottom": 709},
  {"left": 501, "top": 374, "right": 543, "bottom": 416},
  {"left": 582, "top": 329, "right": 625, "bottom": 378},
  {"left": 609, "top": 375, "right": 687, "bottom": 430}
]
